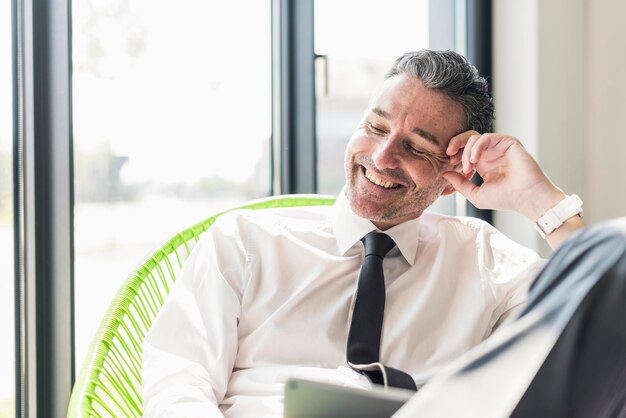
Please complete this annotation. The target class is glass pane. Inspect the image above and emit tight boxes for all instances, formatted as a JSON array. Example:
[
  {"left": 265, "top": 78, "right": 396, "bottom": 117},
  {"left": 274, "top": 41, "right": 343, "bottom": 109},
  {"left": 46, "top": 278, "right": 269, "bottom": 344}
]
[
  {"left": 315, "top": 0, "right": 452, "bottom": 214},
  {"left": 72, "top": 0, "right": 272, "bottom": 371},
  {"left": 0, "top": 0, "right": 15, "bottom": 414}
]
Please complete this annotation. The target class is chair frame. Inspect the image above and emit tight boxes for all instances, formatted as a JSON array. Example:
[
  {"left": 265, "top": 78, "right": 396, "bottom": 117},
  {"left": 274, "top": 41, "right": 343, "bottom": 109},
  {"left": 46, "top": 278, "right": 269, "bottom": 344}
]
[{"left": 67, "top": 194, "right": 335, "bottom": 417}]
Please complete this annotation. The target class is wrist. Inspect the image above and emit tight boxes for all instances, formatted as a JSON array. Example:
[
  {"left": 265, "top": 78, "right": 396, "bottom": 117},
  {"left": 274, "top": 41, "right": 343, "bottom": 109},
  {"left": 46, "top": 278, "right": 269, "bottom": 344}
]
[
  {"left": 519, "top": 185, "right": 566, "bottom": 223},
  {"left": 534, "top": 194, "right": 584, "bottom": 238},
  {"left": 544, "top": 214, "right": 586, "bottom": 251}
]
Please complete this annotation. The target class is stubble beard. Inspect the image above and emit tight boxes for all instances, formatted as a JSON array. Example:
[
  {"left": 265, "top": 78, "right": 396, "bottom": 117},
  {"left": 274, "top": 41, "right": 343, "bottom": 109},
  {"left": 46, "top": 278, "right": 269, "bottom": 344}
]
[{"left": 344, "top": 157, "right": 447, "bottom": 225}]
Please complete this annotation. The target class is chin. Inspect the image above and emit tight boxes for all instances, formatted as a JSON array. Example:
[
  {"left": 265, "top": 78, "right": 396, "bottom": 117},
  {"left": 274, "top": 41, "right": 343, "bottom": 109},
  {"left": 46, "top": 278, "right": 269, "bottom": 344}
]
[
  {"left": 347, "top": 192, "right": 401, "bottom": 225},
  {"left": 346, "top": 190, "right": 378, "bottom": 218},
  {"left": 348, "top": 188, "right": 439, "bottom": 226}
]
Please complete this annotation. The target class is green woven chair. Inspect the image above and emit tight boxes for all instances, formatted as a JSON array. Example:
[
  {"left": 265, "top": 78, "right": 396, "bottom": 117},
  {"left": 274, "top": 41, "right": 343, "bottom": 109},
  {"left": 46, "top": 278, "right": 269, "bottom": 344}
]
[{"left": 67, "top": 194, "right": 336, "bottom": 417}]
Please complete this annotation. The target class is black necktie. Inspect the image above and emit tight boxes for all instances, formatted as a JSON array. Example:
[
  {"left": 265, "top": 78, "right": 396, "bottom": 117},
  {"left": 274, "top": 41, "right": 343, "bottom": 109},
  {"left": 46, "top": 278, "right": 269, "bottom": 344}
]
[{"left": 346, "top": 232, "right": 417, "bottom": 391}]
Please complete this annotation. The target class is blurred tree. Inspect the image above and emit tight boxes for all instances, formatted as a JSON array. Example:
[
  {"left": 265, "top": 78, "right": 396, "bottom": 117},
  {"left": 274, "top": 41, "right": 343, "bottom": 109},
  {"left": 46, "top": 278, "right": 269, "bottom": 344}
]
[
  {"left": 74, "top": 140, "right": 130, "bottom": 202},
  {"left": 74, "top": 0, "right": 147, "bottom": 79}
]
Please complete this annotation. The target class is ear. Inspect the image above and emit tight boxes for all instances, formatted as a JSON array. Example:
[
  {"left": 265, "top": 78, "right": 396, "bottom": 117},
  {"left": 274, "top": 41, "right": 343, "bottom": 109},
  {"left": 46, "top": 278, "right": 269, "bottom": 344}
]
[
  {"left": 441, "top": 167, "right": 475, "bottom": 196},
  {"left": 461, "top": 170, "right": 476, "bottom": 181},
  {"left": 463, "top": 168, "right": 476, "bottom": 181},
  {"left": 441, "top": 183, "right": 456, "bottom": 196}
]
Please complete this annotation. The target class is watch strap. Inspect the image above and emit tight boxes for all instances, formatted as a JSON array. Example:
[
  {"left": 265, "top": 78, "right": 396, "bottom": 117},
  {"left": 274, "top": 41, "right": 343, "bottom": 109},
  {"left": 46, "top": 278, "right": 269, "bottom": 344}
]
[{"left": 534, "top": 194, "right": 583, "bottom": 238}]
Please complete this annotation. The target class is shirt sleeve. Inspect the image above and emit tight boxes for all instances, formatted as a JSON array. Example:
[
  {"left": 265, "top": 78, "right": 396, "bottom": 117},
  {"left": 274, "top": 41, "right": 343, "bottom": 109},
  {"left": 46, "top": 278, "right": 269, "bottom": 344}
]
[
  {"left": 142, "top": 214, "right": 248, "bottom": 417},
  {"left": 491, "top": 258, "right": 546, "bottom": 329},
  {"left": 476, "top": 221, "right": 548, "bottom": 335}
]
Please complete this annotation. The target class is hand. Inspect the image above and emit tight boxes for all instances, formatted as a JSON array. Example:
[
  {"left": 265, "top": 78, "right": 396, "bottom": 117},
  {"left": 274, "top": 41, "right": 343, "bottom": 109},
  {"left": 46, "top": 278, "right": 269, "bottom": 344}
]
[{"left": 443, "top": 131, "right": 566, "bottom": 222}]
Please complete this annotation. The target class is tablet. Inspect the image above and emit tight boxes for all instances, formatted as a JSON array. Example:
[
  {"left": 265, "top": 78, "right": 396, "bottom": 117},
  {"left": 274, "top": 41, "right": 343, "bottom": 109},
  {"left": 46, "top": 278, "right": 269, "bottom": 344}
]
[{"left": 283, "top": 377, "right": 415, "bottom": 418}]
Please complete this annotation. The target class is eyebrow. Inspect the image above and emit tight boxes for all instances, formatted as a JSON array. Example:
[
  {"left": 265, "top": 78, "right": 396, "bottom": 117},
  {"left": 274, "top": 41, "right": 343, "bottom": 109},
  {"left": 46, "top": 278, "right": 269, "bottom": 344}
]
[{"left": 370, "top": 107, "right": 440, "bottom": 146}]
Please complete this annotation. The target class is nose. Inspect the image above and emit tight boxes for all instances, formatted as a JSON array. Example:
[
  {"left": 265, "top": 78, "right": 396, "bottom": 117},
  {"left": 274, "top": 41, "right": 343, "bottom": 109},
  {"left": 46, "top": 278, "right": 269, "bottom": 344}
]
[{"left": 371, "top": 136, "right": 401, "bottom": 170}]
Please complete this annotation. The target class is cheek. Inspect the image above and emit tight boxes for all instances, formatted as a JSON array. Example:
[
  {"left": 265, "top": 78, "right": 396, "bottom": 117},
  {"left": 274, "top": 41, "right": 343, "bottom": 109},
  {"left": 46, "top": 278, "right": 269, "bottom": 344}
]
[
  {"left": 345, "top": 134, "right": 371, "bottom": 161},
  {"left": 408, "top": 168, "right": 449, "bottom": 195},
  {"left": 406, "top": 163, "right": 440, "bottom": 184},
  {"left": 344, "top": 136, "right": 361, "bottom": 174},
  {"left": 347, "top": 132, "right": 370, "bottom": 151},
  {"left": 344, "top": 139, "right": 355, "bottom": 168}
]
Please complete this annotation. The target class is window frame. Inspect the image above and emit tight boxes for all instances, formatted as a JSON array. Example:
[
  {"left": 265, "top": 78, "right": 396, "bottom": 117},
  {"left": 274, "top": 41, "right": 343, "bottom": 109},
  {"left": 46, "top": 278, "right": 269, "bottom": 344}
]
[
  {"left": 272, "top": 0, "right": 317, "bottom": 194},
  {"left": 13, "top": 0, "right": 75, "bottom": 416},
  {"left": 11, "top": 0, "right": 490, "bottom": 416}
]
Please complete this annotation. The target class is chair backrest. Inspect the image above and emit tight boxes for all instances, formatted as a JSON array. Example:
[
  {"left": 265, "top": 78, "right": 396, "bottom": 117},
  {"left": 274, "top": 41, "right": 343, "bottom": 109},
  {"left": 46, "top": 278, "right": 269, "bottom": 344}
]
[{"left": 67, "top": 194, "right": 336, "bottom": 417}]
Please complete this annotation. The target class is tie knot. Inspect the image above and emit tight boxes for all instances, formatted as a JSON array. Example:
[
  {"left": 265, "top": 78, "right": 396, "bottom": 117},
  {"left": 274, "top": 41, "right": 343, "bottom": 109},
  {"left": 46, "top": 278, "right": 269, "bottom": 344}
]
[{"left": 362, "top": 232, "right": 396, "bottom": 259}]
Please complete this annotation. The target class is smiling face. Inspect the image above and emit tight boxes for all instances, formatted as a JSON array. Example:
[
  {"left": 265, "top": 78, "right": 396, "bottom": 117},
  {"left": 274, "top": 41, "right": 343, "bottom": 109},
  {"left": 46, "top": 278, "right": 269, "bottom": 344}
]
[{"left": 344, "top": 74, "right": 466, "bottom": 229}]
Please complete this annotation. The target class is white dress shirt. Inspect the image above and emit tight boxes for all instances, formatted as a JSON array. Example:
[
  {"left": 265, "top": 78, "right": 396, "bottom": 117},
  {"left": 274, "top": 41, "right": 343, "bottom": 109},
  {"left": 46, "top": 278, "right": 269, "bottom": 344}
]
[
  {"left": 393, "top": 218, "right": 626, "bottom": 417},
  {"left": 142, "top": 191, "right": 545, "bottom": 417}
]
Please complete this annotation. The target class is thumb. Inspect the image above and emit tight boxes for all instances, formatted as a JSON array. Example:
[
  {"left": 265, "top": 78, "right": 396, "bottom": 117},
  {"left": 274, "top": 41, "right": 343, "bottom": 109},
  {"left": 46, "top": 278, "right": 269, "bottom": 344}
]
[{"left": 442, "top": 172, "right": 478, "bottom": 200}]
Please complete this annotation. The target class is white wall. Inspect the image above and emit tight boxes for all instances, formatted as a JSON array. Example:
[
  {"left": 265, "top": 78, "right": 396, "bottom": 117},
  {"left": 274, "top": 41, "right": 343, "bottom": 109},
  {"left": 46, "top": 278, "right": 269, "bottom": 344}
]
[
  {"left": 587, "top": 0, "right": 626, "bottom": 223},
  {"left": 492, "top": 0, "right": 626, "bottom": 256},
  {"left": 492, "top": 0, "right": 539, "bottom": 253}
]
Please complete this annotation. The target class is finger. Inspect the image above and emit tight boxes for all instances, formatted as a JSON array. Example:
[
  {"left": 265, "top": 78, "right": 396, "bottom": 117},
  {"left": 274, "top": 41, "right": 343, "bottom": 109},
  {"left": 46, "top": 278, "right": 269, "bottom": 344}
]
[
  {"left": 448, "top": 148, "right": 464, "bottom": 166},
  {"left": 469, "top": 134, "right": 497, "bottom": 164},
  {"left": 462, "top": 134, "right": 480, "bottom": 174},
  {"left": 442, "top": 171, "right": 479, "bottom": 202},
  {"left": 478, "top": 137, "right": 528, "bottom": 162},
  {"left": 470, "top": 134, "right": 524, "bottom": 165},
  {"left": 446, "top": 130, "right": 480, "bottom": 156}
]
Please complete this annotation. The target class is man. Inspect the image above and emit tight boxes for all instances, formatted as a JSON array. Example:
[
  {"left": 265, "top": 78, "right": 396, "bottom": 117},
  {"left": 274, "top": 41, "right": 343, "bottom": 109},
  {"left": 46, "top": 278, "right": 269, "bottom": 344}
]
[{"left": 142, "top": 50, "right": 586, "bottom": 417}]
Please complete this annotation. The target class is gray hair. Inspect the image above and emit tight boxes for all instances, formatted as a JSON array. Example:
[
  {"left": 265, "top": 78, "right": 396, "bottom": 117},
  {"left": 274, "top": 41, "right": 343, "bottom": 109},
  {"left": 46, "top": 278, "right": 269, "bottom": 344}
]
[{"left": 385, "top": 49, "right": 494, "bottom": 133}]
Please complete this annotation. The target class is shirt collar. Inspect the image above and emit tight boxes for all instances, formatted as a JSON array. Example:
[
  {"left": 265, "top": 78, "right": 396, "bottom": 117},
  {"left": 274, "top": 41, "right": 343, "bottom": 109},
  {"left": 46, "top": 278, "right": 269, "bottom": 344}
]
[{"left": 331, "top": 187, "right": 421, "bottom": 266}]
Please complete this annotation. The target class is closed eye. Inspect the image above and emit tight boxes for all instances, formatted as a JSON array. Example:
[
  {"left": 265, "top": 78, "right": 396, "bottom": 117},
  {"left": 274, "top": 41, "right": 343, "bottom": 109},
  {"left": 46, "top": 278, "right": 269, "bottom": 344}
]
[
  {"left": 366, "top": 122, "right": 387, "bottom": 135},
  {"left": 404, "top": 142, "right": 450, "bottom": 165}
]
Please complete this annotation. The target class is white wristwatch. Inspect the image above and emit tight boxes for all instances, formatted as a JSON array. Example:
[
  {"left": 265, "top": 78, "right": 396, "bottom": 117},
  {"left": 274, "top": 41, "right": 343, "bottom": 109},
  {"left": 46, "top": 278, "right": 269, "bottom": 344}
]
[{"left": 534, "top": 194, "right": 583, "bottom": 238}]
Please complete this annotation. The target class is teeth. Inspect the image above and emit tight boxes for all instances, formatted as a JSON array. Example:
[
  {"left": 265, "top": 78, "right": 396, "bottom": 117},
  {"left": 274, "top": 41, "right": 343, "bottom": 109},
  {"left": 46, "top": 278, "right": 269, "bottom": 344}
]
[{"left": 365, "top": 169, "right": 399, "bottom": 189}]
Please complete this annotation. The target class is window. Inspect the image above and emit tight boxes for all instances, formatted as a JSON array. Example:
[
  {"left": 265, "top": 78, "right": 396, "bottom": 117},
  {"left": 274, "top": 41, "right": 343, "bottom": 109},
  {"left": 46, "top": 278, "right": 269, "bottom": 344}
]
[
  {"left": 72, "top": 0, "right": 273, "bottom": 369},
  {"left": 314, "top": 0, "right": 459, "bottom": 215},
  {"left": 314, "top": 0, "right": 430, "bottom": 196},
  {"left": 11, "top": 0, "right": 466, "bottom": 409},
  {"left": 0, "top": 0, "right": 15, "bottom": 415}
]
